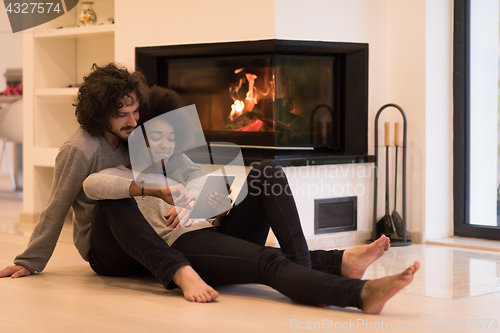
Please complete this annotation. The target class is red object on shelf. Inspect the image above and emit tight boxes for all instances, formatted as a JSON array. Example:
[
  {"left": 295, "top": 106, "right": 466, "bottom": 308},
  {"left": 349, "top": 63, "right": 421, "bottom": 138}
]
[{"left": 0, "top": 82, "right": 22, "bottom": 96}]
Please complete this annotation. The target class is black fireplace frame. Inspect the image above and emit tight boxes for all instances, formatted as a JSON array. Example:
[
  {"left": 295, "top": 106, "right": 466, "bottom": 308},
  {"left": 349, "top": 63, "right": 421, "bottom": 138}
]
[{"left": 136, "top": 39, "right": 369, "bottom": 164}]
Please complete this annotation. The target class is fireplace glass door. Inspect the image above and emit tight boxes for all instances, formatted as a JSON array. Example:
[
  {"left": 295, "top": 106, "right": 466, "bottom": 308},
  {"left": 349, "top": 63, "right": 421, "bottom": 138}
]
[{"left": 165, "top": 55, "right": 338, "bottom": 149}]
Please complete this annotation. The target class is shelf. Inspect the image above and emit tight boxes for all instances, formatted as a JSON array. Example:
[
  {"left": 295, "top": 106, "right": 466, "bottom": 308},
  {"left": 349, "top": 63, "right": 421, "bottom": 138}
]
[
  {"left": 32, "top": 147, "right": 59, "bottom": 167},
  {"left": 36, "top": 88, "right": 79, "bottom": 97},
  {"left": 24, "top": 0, "right": 116, "bottom": 216},
  {"left": 0, "top": 96, "right": 22, "bottom": 104},
  {"left": 34, "top": 24, "right": 115, "bottom": 39}
]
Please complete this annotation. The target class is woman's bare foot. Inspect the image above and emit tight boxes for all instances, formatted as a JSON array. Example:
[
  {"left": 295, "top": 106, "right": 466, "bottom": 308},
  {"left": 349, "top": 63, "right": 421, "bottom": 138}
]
[
  {"left": 172, "top": 265, "right": 219, "bottom": 303},
  {"left": 360, "top": 261, "right": 420, "bottom": 314},
  {"left": 341, "top": 235, "right": 391, "bottom": 279}
]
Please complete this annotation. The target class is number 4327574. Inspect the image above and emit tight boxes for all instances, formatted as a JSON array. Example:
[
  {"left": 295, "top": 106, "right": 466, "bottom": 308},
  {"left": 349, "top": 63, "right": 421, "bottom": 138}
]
[{"left": 6, "top": 3, "right": 61, "bottom": 14}]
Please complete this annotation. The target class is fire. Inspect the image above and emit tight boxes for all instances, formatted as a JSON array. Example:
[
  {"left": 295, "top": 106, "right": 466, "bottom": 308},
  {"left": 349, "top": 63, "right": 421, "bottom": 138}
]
[
  {"left": 229, "top": 74, "right": 245, "bottom": 121},
  {"left": 230, "top": 100, "right": 245, "bottom": 121},
  {"left": 244, "top": 73, "right": 258, "bottom": 112},
  {"left": 237, "top": 119, "right": 264, "bottom": 132},
  {"left": 228, "top": 68, "right": 273, "bottom": 124}
]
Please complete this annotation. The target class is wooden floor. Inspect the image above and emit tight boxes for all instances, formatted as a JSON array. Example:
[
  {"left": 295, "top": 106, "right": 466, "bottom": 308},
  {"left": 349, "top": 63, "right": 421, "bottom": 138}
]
[
  {"left": 2, "top": 176, "right": 500, "bottom": 332},
  {"left": 2, "top": 232, "right": 500, "bottom": 333}
]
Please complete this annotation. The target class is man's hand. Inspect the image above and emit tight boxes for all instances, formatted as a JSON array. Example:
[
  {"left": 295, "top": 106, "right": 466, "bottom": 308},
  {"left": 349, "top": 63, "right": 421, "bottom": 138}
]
[
  {"left": 158, "top": 184, "right": 195, "bottom": 208},
  {"left": 0, "top": 265, "right": 31, "bottom": 278},
  {"left": 165, "top": 201, "right": 194, "bottom": 229}
]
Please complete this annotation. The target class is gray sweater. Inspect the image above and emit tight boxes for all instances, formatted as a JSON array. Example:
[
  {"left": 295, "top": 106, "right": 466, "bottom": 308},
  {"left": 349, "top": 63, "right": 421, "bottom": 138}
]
[
  {"left": 14, "top": 128, "right": 130, "bottom": 273},
  {"left": 82, "top": 165, "right": 213, "bottom": 246}
]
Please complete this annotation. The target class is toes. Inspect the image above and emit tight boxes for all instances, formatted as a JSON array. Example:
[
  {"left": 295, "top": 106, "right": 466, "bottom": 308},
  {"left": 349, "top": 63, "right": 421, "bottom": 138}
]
[
  {"left": 413, "top": 261, "right": 421, "bottom": 272},
  {"left": 209, "top": 290, "right": 219, "bottom": 301},
  {"left": 403, "top": 262, "right": 420, "bottom": 276}
]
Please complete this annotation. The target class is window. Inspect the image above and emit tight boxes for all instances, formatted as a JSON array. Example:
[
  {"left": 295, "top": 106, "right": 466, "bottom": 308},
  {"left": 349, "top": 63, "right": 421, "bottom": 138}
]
[{"left": 454, "top": 0, "right": 500, "bottom": 239}]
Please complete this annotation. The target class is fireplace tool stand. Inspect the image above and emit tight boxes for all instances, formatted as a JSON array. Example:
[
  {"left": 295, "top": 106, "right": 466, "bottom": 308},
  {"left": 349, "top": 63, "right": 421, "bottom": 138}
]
[{"left": 371, "top": 104, "right": 411, "bottom": 246}]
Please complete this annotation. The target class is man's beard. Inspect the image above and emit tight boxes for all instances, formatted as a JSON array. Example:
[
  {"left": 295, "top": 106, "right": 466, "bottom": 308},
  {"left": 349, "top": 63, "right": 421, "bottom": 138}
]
[{"left": 109, "top": 126, "right": 134, "bottom": 145}]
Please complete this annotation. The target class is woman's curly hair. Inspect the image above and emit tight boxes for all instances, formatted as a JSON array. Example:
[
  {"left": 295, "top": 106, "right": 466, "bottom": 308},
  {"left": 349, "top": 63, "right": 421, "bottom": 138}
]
[
  {"left": 141, "top": 85, "right": 193, "bottom": 154},
  {"left": 139, "top": 85, "right": 185, "bottom": 123},
  {"left": 74, "top": 63, "right": 150, "bottom": 137}
]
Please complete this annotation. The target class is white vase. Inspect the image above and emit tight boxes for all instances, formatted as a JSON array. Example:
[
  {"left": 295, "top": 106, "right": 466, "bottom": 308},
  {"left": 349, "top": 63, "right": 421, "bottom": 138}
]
[{"left": 79, "top": 2, "right": 97, "bottom": 26}]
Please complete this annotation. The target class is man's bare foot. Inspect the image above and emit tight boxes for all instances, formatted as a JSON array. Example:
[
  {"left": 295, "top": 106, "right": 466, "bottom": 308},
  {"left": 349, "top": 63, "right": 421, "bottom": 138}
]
[
  {"left": 360, "top": 261, "right": 420, "bottom": 314},
  {"left": 341, "top": 235, "right": 391, "bottom": 279},
  {"left": 172, "top": 265, "right": 219, "bottom": 303}
]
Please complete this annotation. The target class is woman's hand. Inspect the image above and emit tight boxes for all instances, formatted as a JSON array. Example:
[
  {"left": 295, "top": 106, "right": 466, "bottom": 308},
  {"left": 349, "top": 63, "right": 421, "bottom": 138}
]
[
  {"left": 158, "top": 184, "right": 195, "bottom": 207},
  {"left": 207, "top": 191, "right": 232, "bottom": 216},
  {"left": 165, "top": 201, "right": 194, "bottom": 229}
]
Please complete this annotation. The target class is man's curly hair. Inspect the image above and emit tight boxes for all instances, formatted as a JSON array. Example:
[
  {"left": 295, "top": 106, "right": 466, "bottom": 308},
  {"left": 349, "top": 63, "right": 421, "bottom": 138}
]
[{"left": 74, "top": 63, "right": 150, "bottom": 137}]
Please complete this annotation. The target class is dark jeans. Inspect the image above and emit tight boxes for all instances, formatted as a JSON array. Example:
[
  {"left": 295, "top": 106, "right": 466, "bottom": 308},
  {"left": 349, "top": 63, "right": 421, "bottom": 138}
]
[
  {"left": 88, "top": 160, "right": 358, "bottom": 306},
  {"left": 172, "top": 228, "right": 365, "bottom": 309},
  {"left": 89, "top": 198, "right": 189, "bottom": 289},
  {"left": 221, "top": 160, "right": 344, "bottom": 275}
]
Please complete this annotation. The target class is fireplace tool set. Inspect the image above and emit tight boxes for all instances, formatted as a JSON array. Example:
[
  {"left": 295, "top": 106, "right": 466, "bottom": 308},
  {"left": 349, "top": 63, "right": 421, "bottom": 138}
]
[{"left": 372, "top": 104, "right": 411, "bottom": 246}]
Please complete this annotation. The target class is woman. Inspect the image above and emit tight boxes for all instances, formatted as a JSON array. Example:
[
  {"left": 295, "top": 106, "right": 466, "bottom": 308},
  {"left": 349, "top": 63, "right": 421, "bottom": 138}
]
[{"left": 83, "top": 86, "right": 419, "bottom": 314}]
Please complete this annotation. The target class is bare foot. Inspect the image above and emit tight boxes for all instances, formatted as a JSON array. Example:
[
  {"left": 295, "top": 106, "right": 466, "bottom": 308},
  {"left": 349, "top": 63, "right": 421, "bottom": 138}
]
[
  {"left": 360, "top": 261, "right": 420, "bottom": 314},
  {"left": 172, "top": 265, "right": 219, "bottom": 303},
  {"left": 341, "top": 235, "right": 391, "bottom": 279}
]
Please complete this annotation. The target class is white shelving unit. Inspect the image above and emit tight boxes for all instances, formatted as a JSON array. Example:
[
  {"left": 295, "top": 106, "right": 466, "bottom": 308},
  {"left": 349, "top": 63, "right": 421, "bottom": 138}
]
[
  {"left": 22, "top": 0, "right": 115, "bottom": 222},
  {"left": 0, "top": 96, "right": 22, "bottom": 104},
  {"left": 33, "top": 24, "right": 115, "bottom": 39}
]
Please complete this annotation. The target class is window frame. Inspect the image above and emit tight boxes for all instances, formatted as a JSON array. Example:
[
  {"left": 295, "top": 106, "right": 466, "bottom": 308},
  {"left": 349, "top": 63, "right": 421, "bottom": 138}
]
[{"left": 453, "top": 0, "right": 500, "bottom": 239}]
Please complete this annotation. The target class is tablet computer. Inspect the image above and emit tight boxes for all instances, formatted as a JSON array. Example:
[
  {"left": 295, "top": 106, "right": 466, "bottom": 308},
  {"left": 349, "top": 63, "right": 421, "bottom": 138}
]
[{"left": 187, "top": 174, "right": 235, "bottom": 219}]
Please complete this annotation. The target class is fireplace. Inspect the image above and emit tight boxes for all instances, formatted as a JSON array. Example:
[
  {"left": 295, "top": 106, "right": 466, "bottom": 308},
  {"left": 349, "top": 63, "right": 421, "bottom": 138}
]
[{"left": 136, "top": 39, "right": 369, "bottom": 163}]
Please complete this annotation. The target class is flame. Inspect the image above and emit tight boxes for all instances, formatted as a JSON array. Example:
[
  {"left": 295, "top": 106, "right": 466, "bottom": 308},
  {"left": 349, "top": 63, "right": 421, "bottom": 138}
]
[
  {"left": 244, "top": 73, "right": 258, "bottom": 112},
  {"left": 228, "top": 68, "right": 274, "bottom": 130},
  {"left": 229, "top": 100, "right": 245, "bottom": 121}
]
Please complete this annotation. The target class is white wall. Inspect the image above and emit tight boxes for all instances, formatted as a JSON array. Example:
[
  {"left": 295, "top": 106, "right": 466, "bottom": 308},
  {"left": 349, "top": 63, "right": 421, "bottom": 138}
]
[
  {"left": 424, "top": 0, "right": 454, "bottom": 238},
  {"left": 115, "top": 0, "right": 276, "bottom": 69},
  {"left": 115, "top": 0, "right": 455, "bottom": 244},
  {"left": 385, "top": 0, "right": 426, "bottom": 239},
  {"left": 383, "top": 0, "right": 454, "bottom": 240}
]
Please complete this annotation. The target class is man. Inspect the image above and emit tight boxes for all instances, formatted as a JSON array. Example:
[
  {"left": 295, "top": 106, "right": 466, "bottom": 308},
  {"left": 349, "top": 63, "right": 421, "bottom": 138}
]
[
  {"left": 0, "top": 63, "right": 218, "bottom": 302},
  {"left": 0, "top": 63, "right": 147, "bottom": 277}
]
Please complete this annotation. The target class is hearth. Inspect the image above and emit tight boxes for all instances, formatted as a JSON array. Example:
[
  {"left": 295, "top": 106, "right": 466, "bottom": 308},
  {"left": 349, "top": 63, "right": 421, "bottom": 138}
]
[{"left": 136, "top": 39, "right": 369, "bottom": 163}]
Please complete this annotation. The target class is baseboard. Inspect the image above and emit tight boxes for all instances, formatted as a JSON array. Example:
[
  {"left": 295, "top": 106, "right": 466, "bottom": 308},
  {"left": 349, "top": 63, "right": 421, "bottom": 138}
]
[
  {"left": 19, "top": 212, "right": 39, "bottom": 224},
  {"left": 306, "top": 230, "right": 372, "bottom": 250},
  {"left": 408, "top": 231, "right": 425, "bottom": 244},
  {"left": 20, "top": 210, "right": 73, "bottom": 224}
]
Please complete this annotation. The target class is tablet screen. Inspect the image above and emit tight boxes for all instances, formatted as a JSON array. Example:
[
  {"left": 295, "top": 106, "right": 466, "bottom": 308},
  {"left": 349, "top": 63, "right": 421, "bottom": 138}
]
[{"left": 187, "top": 174, "right": 235, "bottom": 219}]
